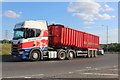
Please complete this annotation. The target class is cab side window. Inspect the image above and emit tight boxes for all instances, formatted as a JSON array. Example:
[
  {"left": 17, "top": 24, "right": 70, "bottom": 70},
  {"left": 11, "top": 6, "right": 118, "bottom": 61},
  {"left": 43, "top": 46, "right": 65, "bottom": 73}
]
[
  {"left": 36, "top": 29, "right": 41, "bottom": 37},
  {"left": 26, "top": 29, "right": 35, "bottom": 38}
]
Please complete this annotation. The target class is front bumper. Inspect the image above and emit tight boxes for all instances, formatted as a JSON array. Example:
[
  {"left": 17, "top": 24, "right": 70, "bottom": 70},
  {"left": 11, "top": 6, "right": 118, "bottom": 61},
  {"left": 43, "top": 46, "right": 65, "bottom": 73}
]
[
  {"left": 12, "top": 53, "right": 29, "bottom": 59},
  {"left": 12, "top": 51, "right": 29, "bottom": 59}
]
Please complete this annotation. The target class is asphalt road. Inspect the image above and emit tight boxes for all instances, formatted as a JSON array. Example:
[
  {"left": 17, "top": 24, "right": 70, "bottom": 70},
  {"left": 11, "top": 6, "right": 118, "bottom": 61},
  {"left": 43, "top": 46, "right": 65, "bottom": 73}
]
[{"left": 2, "top": 54, "right": 119, "bottom": 79}]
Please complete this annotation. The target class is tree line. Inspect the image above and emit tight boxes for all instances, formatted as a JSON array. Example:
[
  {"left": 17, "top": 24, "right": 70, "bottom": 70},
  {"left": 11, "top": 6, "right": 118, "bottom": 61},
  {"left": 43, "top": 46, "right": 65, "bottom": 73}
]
[
  {"left": 100, "top": 43, "right": 120, "bottom": 52},
  {"left": 0, "top": 40, "right": 12, "bottom": 44}
]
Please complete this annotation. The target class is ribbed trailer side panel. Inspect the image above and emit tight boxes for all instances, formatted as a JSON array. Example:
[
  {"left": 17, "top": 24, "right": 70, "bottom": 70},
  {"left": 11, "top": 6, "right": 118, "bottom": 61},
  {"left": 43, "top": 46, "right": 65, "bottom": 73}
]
[
  {"left": 48, "top": 25, "right": 99, "bottom": 49},
  {"left": 71, "top": 29, "right": 74, "bottom": 46},
  {"left": 83, "top": 33, "right": 99, "bottom": 49},
  {"left": 73, "top": 30, "right": 76, "bottom": 47}
]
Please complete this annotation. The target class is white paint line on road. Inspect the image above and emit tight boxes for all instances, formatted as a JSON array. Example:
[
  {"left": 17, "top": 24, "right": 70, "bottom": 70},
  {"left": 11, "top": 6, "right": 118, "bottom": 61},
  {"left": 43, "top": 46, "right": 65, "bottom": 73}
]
[
  {"left": 5, "top": 73, "right": 44, "bottom": 78},
  {"left": 76, "top": 70, "right": 84, "bottom": 72},
  {"left": 5, "top": 65, "right": 118, "bottom": 78},
  {"left": 94, "top": 68, "right": 101, "bottom": 70},
  {"left": 86, "top": 67, "right": 92, "bottom": 69},
  {"left": 82, "top": 73, "right": 118, "bottom": 76},
  {"left": 24, "top": 77, "right": 31, "bottom": 78},
  {"left": 30, "top": 74, "right": 44, "bottom": 77},
  {"left": 68, "top": 72, "right": 74, "bottom": 74},
  {"left": 75, "top": 65, "right": 118, "bottom": 73},
  {"left": 6, "top": 76, "right": 25, "bottom": 78},
  {"left": 99, "top": 65, "right": 118, "bottom": 69},
  {"left": 76, "top": 68, "right": 101, "bottom": 72},
  {"left": 76, "top": 69, "right": 91, "bottom": 72}
]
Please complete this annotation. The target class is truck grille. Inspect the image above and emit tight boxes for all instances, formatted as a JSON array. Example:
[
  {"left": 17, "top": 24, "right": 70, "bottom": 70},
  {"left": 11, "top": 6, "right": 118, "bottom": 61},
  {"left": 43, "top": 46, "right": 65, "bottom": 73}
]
[{"left": 12, "top": 45, "right": 19, "bottom": 54}]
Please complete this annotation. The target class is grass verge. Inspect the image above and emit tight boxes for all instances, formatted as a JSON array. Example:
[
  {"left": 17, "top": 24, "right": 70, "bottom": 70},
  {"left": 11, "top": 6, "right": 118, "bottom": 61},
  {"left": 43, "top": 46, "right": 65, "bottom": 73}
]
[{"left": 1, "top": 44, "right": 11, "bottom": 56}]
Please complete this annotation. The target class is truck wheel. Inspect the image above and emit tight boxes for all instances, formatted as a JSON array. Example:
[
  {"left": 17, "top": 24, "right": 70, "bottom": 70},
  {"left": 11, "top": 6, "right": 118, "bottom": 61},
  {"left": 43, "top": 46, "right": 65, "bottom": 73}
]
[
  {"left": 29, "top": 50, "right": 40, "bottom": 61},
  {"left": 58, "top": 50, "right": 66, "bottom": 60},
  {"left": 91, "top": 52, "right": 94, "bottom": 58},
  {"left": 87, "top": 51, "right": 91, "bottom": 58},
  {"left": 67, "top": 51, "right": 74, "bottom": 60},
  {"left": 94, "top": 51, "right": 97, "bottom": 57}
]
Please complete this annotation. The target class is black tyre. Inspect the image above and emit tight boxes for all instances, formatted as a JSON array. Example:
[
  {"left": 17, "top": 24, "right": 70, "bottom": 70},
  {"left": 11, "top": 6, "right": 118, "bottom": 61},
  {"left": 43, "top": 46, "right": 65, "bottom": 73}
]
[
  {"left": 87, "top": 51, "right": 91, "bottom": 58},
  {"left": 91, "top": 52, "right": 94, "bottom": 58},
  {"left": 58, "top": 50, "right": 66, "bottom": 60},
  {"left": 29, "top": 50, "right": 41, "bottom": 61},
  {"left": 67, "top": 51, "right": 74, "bottom": 60},
  {"left": 94, "top": 51, "right": 97, "bottom": 57}
]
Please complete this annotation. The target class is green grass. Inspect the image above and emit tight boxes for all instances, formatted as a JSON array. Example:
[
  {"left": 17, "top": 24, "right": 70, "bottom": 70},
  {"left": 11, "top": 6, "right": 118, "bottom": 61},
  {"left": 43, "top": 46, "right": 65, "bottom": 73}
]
[{"left": 1, "top": 44, "right": 11, "bottom": 56}]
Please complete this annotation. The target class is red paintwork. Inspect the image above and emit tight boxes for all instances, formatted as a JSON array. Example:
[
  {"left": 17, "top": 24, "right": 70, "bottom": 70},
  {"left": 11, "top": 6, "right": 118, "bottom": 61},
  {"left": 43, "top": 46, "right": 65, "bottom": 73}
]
[
  {"left": 18, "top": 29, "right": 48, "bottom": 49},
  {"left": 20, "top": 41, "right": 34, "bottom": 49},
  {"left": 39, "top": 30, "right": 48, "bottom": 37},
  {"left": 19, "top": 39, "right": 48, "bottom": 49},
  {"left": 48, "top": 24, "right": 99, "bottom": 49}
]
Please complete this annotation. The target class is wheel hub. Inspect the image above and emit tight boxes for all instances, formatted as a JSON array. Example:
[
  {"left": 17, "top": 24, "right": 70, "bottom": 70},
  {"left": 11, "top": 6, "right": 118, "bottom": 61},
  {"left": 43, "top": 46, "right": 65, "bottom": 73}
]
[
  {"left": 69, "top": 52, "right": 73, "bottom": 58},
  {"left": 33, "top": 53, "right": 38, "bottom": 59}
]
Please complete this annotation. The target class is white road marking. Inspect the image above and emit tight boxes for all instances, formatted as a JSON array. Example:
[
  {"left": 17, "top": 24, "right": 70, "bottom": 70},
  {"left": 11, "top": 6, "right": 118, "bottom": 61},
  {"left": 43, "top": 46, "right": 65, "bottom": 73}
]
[
  {"left": 94, "top": 68, "right": 101, "bottom": 70},
  {"left": 76, "top": 68, "right": 92, "bottom": 72},
  {"left": 5, "top": 65, "right": 118, "bottom": 78},
  {"left": 5, "top": 74, "right": 44, "bottom": 78},
  {"left": 68, "top": 72, "right": 74, "bottom": 74},
  {"left": 82, "top": 73, "right": 118, "bottom": 76},
  {"left": 100, "top": 65, "right": 118, "bottom": 69},
  {"left": 86, "top": 67, "right": 92, "bottom": 69},
  {"left": 76, "top": 70, "right": 85, "bottom": 72},
  {"left": 31, "top": 74, "right": 44, "bottom": 76},
  {"left": 75, "top": 65, "right": 118, "bottom": 77},
  {"left": 24, "top": 77, "right": 31, "bottom": 78},
  {"left": 76, "top": 67, "right": 101, "bottom": 72},
  {"left": 76, "top": 65, "right": 118, "bottom": 72}
]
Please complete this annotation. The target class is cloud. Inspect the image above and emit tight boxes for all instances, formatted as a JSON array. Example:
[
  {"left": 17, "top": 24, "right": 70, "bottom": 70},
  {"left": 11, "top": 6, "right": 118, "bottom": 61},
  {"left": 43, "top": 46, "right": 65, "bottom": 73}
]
[
  {"left": 84, "top": 21, "right": 95, "bottom": 25},
  {"left": 3, "top": 10, "right": 21, "bottom": 18},
  {"left": 67, "top": 1, "right": 115, "bottom": 25},
  {"left": 68, "top": 2, "right": 101, "bottom": 14},
  {"left": 97, "top": 13, "right": 115, "bottom": 20},
  {"left": 73, "top": 13, "right": 96, "bottom": 21},
  {"left": 104, "top": 4, "right": 114, "bottom": 11}
]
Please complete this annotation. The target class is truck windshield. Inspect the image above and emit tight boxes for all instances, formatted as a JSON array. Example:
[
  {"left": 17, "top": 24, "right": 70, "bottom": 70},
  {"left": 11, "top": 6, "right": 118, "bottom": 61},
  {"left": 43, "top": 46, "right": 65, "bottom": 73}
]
[{"left": 13, "top": 29, "right": 25, "bottom": 40}]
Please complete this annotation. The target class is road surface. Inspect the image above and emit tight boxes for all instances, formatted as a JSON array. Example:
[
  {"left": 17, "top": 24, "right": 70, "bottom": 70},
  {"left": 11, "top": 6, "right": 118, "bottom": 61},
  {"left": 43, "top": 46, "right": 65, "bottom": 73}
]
[{"left": 2, "top": 54, "right": 119, "bottom": 79}]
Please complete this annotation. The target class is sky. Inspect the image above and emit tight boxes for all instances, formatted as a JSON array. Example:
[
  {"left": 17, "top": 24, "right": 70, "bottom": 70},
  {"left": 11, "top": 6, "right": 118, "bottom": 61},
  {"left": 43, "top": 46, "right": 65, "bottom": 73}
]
[{"left": 1, "top": 0, "right": 119, "bottom": 44}]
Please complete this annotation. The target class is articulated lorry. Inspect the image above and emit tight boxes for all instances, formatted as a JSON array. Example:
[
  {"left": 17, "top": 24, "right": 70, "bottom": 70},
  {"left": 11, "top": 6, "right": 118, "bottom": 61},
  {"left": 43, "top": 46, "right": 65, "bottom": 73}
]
[{"left": 11, "top": 20, "right": 99, "bottom": 61}]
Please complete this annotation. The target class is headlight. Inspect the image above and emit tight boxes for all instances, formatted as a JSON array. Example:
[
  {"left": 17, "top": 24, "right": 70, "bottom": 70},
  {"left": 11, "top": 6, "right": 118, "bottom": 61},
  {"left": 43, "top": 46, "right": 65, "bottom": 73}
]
[{"left": 19, "top": 51, "right": 24, "bottom": 54}]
